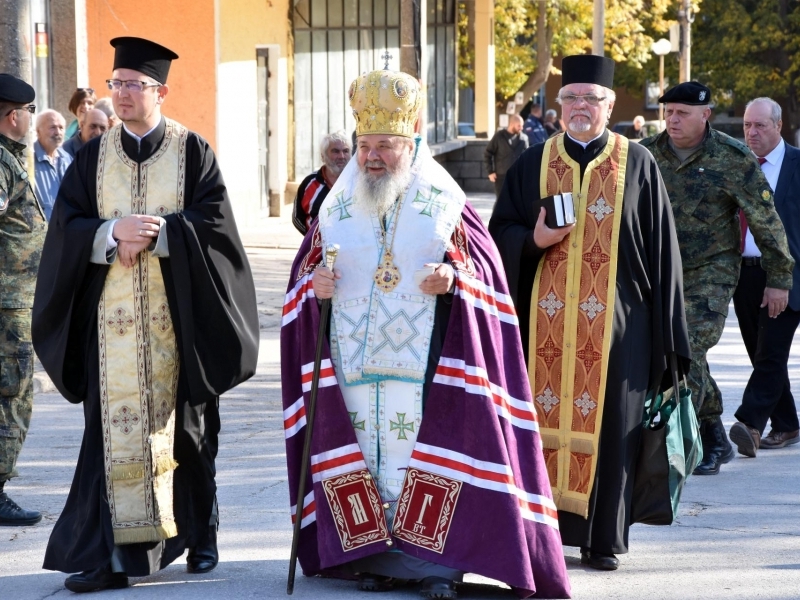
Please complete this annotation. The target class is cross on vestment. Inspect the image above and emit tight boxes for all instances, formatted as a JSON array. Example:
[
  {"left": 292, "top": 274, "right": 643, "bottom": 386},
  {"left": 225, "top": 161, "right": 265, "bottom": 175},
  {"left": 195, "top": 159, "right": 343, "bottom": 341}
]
[
  {"left": 327, "top": 192, "right": 353, "bottom": 221},
  {"left": 381, "top": 51, "right": 393, "bottom": 69},
  {"left": 389, "top": 412, "right": 415, "bottom": 440},
  {"left": 412, "top": 186, "right": 447, "bottom": 217}
]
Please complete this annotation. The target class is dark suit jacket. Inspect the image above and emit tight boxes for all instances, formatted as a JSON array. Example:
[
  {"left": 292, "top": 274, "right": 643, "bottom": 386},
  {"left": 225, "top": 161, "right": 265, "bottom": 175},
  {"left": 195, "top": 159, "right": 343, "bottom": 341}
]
[{"left": 773, "top": 143, "right": 800, "bottom": 310}]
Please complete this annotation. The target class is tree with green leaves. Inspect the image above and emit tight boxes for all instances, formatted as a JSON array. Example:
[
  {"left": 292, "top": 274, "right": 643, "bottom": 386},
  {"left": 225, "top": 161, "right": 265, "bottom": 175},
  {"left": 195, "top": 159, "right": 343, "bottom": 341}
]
[{"left": 459, "top": 0, "right": 674, "bottom": 106}]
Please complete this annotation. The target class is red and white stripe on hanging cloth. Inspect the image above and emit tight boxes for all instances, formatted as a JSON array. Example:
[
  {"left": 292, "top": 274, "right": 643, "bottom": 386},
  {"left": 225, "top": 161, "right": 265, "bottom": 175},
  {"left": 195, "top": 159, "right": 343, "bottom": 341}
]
[
  {"left": 310, "top": 443, "right": 367, "bottom": 482},
  {"left": 283, "top": 359, "right": 338, "bottom": 438},
  {"left": 433, "top": 357, "right": 538, "bottom": 432},
  {"left": 408, "top": 442, "right": 559, "bottom": 529},
  {"left": 290, "top": 490, "right": 316, "bottom": 528}
]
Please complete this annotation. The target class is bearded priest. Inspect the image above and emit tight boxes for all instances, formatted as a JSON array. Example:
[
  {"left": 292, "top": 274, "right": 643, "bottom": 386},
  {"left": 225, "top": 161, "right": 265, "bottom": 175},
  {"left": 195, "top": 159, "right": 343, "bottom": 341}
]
[
  {"left": 489, "top": 55, "right": 691, "bottom": 570},
  {"left": 281, "top": 69, "right": 571, "bottom": 599}
]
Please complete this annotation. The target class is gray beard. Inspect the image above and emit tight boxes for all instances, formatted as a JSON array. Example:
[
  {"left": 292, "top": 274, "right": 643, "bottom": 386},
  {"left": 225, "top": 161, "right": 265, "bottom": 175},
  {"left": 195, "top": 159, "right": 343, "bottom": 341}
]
[
  {"left": 568, "top": 121, "right": 591, "bottom": 134},
  {"left": 353, "top": 153, "right": 413, "bottom": 219}
]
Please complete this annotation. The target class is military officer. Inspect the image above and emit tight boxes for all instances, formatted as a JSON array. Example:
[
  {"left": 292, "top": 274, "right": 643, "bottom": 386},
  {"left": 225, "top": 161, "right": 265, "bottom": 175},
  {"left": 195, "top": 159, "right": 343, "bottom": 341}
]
[
  {"left": 0, "top": 74, "right": 46, "bottom": 525},
  {"left": 641, "top": 82, "right": 794, "bottom": 476}
]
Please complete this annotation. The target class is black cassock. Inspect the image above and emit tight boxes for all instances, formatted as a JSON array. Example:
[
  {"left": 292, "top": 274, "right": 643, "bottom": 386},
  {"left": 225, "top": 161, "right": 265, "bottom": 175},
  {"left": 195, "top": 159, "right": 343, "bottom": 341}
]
[
  {"left": 488, "top": 131, "right": 691, "bottom": 554},
  {"left": 32, "top": 119, "right": 259, "bottom": 575}
]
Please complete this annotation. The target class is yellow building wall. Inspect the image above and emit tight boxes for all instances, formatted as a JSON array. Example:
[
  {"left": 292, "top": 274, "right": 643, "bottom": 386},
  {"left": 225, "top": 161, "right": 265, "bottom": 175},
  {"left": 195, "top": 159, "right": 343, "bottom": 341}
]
[
  {"left": 85, "top": 0, "right": 217, "bottom": 148},
  {"left": 217, "top": 0, "right": 291, "bottom": 221}
]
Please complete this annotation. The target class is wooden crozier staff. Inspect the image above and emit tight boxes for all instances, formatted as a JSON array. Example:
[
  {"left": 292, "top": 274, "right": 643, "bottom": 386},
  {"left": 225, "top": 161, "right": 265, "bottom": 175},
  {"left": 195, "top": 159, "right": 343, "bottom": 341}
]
[{"left": 287, "top": 243, "right": 339, "bottom": 595}]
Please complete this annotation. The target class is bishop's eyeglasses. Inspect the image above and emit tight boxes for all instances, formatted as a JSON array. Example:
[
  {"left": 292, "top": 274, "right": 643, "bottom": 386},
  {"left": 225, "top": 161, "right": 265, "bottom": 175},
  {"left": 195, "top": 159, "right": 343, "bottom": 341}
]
[{"left": 106, "top": 79, "right": 162, "bottom": 92}]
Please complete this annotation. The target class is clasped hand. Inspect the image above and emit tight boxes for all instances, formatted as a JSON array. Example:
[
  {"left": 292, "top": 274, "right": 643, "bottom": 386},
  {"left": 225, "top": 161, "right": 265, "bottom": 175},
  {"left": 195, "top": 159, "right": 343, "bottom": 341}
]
[
  {"left": 112, "top": 215, "right": 161, "bottom": 268},
  {"left": 312, "top": 262, "right": 455, "bottom": 299}
]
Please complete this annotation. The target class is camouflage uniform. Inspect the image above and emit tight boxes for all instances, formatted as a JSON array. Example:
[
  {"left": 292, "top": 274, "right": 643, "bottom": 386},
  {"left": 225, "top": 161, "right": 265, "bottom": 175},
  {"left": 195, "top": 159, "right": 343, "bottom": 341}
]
[
  {"left": 641, "top": 127, "right": 794, "bottom": 422},
  {"left": 0, "top": 133, "right": 47, "bottom": 482}
]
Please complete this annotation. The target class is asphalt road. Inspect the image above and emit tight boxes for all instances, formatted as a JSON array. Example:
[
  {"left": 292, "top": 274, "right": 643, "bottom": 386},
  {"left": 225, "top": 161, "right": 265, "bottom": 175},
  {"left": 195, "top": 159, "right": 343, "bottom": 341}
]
[{"left": 2, "top": 194, "right": 798, "bottom": 599}]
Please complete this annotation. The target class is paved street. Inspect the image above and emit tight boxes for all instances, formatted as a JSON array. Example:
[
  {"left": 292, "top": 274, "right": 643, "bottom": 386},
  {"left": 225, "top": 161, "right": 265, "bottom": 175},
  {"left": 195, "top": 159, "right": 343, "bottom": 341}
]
[{"left": 2, "top": 194, "right": 799, "bottom": 599}]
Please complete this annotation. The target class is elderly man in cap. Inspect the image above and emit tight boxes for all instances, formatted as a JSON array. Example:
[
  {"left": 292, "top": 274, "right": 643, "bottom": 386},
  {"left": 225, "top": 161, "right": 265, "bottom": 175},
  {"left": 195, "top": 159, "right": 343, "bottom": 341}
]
[
  {"left": 641, "top": 83, "right": 794, "bottom": 476},
  {"left": 490, "top": 54, "right": 690, "bottom": 570},
  {"left": 0, "top": 73, "right": 46, "bottom": 527},
  {"left": 33, "top": 37, "right": 259, "bottom": 592},
  {"left": 282, "top": 68, "right": 570, "bottom": 598}
]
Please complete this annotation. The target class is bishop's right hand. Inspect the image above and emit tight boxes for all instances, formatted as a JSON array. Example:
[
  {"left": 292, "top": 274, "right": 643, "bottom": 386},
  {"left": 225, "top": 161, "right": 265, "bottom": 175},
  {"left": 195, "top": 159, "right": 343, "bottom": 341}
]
[
  {"left": 313, "top": 266, "right": 342, "bottom": 300},
  {"left": 532, "top": 207, "right": 575, "bottom": 249}
]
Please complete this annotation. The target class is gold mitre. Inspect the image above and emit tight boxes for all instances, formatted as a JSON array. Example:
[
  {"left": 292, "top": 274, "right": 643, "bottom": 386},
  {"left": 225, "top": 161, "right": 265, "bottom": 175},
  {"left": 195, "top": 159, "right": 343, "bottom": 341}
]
[{"left": 349, "top": 69, "right": 422, "bottom": 138}]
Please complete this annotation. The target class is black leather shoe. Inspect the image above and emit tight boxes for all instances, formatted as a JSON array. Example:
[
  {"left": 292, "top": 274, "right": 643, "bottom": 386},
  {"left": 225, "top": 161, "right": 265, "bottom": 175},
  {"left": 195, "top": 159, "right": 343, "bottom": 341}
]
[
  {"left": 187, "top": 523, "right": 219, "bottom": 574},
  {"left": 64, "top": 565, "right": 128, "bottom": 593},
  {"left": 358, "top": 573, "right": 396, "bottom": 592},
  {"left": 420, "top": 576, "right": 457, "bottom": 599},
  {"left": 0, "top": 493, "right": 42, "bottom": 526},
  {"left": 693, "top": 417, "right": 735, "bottom": 475},
  {"left": 580, "top": 549, "right": 619, "bottom": 571}
]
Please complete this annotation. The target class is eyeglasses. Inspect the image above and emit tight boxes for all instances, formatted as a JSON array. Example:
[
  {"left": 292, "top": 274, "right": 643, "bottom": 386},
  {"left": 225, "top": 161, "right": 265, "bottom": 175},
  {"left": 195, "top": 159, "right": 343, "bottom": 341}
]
[
  {"left": 106, "top": 79, "right": 162, "bottom": 92},
  {"left": 559, "top": 94, "right": 607, "bottom": 106},
  {"left": 5, "top": 104, "right": 35, "bottom": 116}
]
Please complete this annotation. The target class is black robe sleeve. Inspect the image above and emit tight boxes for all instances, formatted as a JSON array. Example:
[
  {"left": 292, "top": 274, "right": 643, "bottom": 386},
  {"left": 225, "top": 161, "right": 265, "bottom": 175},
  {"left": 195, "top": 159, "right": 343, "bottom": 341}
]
[{"left": 32, "top": 131, "right": 259, "bottom": 405}]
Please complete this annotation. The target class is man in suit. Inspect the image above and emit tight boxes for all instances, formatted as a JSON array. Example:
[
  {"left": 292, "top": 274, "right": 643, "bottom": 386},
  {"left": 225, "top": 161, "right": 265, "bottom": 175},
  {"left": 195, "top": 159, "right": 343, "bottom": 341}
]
[{"left": 730, "top": 97, "right": 800, "bottom": 456}]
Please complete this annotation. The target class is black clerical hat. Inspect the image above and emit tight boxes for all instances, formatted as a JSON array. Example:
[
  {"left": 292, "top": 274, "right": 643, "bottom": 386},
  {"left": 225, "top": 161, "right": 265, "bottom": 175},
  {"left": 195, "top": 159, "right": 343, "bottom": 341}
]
[
  {"left": 0, "top": 74, "right": 35, "bottom": 104},
  {"left": 562, "top": 55, "right": 615, "bottom": 88},
  {"left": 110, "top": 37, "right": 179, "bottom": 84},
  {"left": 659, "top": 81, "right": 711, "bottom": 105}
]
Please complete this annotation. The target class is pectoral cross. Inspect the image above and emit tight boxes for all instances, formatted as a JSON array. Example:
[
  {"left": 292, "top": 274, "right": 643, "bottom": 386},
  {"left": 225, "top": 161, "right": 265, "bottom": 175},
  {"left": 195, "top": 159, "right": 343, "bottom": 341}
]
[{"left": 381, "top": 51, "right": 393, "bottom": 70}]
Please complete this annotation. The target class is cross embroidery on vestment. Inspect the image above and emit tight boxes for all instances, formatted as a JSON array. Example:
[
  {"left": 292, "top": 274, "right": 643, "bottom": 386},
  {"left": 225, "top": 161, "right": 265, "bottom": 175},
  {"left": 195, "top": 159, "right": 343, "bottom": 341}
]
[
  {"left": 327, "top": 191, "right": 354, "bottom": 221},
  {"left": 412, "top": 185, "right": 447, "bottom": 217},
  {"left": 389, "top": 412, "right": 415, "bottom": 441}
]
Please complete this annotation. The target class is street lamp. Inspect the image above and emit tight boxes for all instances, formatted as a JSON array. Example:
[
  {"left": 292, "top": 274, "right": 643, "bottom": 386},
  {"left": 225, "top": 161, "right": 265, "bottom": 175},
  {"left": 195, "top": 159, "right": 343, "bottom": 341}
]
[{"left": 651, "top": 38, "right": 672, "bottom": 129}]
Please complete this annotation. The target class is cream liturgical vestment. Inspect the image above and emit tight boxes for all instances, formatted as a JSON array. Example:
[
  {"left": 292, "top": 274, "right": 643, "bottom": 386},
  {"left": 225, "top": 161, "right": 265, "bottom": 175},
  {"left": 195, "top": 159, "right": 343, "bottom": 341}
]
[
  {"left": 96, "top": 121, "right": 186, "bottom": 544},
  {"left": 319, "top": 145, "right": 465, "bottom": 512}
]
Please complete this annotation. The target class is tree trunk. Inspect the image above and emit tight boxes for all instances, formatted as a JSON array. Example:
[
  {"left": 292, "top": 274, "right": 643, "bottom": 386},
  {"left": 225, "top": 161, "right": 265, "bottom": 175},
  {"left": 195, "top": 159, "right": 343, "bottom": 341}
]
[
  {"left": 0, "top": 0, "right": 32, "bottom": 80},
  {"left": 509, "top": 1, "right": 553, "bottom": 106}
]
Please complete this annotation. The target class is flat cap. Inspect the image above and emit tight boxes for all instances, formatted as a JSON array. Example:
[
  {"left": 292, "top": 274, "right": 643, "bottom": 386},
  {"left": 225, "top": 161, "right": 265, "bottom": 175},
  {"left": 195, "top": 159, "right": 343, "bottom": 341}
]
[
  {"left": 0, "top": 74, "right": 35, "bottom": 104},
  {"left": 659, "top": 81, "right": 711, "bottom": 105},
  {"left": 111, "top": 37, "right": 179, "bottom": 84}
]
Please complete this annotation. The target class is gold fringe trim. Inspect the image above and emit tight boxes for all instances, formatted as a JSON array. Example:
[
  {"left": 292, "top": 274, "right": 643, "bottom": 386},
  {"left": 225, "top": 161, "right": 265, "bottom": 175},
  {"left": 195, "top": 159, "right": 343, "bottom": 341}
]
[
  {"left": 570, "top": 438, "right": 596, "bottom": 455},
  {"left": 111, "top": 463, "right": 144, "bottom": 481},
  {"left": 557, "top": 495, "right": 589, "bottom": 519},
  {"left": 154, "top": 455, "right": 179, "bottom": 477},
  {"left": 540, "top": 433, "right": 560, "bottom": 450},
  {"left": 112, "top": 520, "right": 178, "bottom": 545}
]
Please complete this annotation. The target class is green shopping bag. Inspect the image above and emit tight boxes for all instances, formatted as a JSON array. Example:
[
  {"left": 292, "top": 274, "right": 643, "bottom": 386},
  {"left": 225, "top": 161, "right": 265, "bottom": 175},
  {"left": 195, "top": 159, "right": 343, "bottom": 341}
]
[{"left": 631, "top": 353, "right": 703, "bottom": 525}]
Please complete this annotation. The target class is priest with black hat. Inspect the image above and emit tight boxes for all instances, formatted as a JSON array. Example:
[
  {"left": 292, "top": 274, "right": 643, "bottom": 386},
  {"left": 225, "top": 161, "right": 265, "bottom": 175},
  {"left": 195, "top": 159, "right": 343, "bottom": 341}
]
[
  {"left": 32, "top": 36, "right": 260, "bottom": 592},
  {"left": 489, "top": 55, "right": 691, "bottom": 570},
  {"left": 0, "top": 74, "right": 47, "bottom": 528},
  {"left": 641, "top": 82, "right": 794, "bottom": 476}
]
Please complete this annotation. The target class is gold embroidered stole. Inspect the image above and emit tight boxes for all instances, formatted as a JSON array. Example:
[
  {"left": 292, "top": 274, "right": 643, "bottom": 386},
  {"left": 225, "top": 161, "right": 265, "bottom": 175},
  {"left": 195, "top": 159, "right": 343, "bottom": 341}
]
[
  {"left": 529, "top": 133, "right": 628, "bottom": 518},
  {"left": 96, "top": 120, "right": 187, "bottom": 544}
]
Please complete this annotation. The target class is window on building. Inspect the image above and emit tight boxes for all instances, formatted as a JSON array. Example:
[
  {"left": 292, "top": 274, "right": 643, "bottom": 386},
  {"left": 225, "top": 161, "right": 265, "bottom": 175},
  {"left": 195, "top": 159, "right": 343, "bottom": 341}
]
[
  {"left": 293, "top": 0, "right": 401, "bottom": 179},
  {"left": 426, "top": 0, "right": 456, "bottom": 146}
]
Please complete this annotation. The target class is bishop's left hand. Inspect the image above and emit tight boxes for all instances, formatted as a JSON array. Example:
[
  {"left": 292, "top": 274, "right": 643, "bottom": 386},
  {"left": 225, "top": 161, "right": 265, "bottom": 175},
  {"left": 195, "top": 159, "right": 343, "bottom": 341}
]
[{"left": 419, "top": 263, "right": 455, "bottom": 295}]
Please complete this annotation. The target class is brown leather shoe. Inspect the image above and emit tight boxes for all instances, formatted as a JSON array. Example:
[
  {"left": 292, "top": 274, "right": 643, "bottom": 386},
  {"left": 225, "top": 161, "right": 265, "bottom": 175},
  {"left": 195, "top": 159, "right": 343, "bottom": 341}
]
[
  {"left": 760, "top": 429, "right": 800, "bottom": 449},
  {"left": 730, "top": 422, "right": 760, "bottom": 458}
]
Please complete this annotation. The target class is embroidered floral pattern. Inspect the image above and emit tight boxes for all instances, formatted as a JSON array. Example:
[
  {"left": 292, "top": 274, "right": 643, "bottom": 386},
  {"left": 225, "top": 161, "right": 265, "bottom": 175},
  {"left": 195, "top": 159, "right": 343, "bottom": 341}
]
[
  {"left": 111, "top": 405, "right": 141, "bottom": 435},
  {"left": 107, "top": 307, "right": 134, "bottom": 336}
]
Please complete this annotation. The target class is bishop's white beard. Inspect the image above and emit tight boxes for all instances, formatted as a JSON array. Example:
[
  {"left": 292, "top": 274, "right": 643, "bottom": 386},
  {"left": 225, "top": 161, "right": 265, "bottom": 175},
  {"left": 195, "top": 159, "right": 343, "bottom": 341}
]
[{"left": 353, "top": 151, "right": 414, "bottom": 218}]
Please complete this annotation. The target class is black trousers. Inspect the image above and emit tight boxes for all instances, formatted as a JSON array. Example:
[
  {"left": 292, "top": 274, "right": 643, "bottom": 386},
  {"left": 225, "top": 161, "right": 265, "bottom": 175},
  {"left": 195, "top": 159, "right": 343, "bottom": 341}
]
[
  {"left": 732, "top": 263, "right": 800, "bottom": 433},
  {"left": 494, "top": 174, "right": 506, "bottom": 200}
]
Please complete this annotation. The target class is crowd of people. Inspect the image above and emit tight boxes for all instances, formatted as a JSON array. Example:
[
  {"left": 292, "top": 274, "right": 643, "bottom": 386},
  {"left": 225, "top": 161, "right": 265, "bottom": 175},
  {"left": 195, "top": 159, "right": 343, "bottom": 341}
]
[{"left": 0, "top": 38, "right": 797, "bottom": 599}]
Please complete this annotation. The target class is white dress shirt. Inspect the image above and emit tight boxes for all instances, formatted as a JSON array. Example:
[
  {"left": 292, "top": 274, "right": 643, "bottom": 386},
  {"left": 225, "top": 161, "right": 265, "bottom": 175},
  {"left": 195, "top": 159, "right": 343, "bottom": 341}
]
[{"left": 744, "top": 139, "right": 785, "bottom": 257}]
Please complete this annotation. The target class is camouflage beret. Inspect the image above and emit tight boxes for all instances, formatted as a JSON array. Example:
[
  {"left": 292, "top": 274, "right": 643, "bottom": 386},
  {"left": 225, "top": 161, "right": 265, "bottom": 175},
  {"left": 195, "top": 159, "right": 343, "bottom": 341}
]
[
  {"left": 0, "top": 74, "right": 34, "bottom": 104},
  {"left": 659, "top": 81, "right": 711, "bottom": 105}
]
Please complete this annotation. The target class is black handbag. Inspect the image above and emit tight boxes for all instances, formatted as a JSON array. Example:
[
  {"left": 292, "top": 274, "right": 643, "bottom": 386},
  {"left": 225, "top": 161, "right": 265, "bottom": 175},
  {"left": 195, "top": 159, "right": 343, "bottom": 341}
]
[{"left": 631, "top": 353, "right": 703, "bottom": 525}]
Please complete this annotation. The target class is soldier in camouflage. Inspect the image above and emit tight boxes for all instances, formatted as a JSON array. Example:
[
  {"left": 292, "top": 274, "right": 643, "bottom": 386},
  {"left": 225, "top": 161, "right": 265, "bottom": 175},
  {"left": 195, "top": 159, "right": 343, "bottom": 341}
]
[
  {"left": 0, "top": 74, "right": 47, "bottom": 525},
  {"left": 641, "top": 82, "right": 795, "bottom": 476}
]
